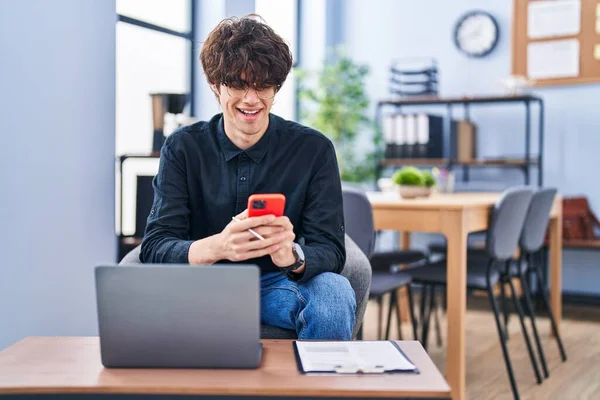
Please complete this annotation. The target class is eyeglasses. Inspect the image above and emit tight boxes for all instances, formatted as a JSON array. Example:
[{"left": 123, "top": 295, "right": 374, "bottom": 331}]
[{"left": 225, "top": 84, "right": 278, "bottom": 100}]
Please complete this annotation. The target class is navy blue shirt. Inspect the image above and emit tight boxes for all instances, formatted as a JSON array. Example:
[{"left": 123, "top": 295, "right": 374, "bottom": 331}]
[{"left": 140, "top": 113, "right": 346, "bottom": 283}]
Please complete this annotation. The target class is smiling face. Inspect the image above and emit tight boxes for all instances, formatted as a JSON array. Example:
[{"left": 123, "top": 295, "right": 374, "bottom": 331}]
[
  {"left": 200, "top": 15, "right": 293, "bottom": 148},
  {"left": 211, "top": 82, "right": 276, "bottom": 149}
]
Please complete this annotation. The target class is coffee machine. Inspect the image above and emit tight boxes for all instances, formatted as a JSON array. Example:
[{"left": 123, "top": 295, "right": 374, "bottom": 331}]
[{"left": 150, "top": 92, "right": 190, "bottom": 153}]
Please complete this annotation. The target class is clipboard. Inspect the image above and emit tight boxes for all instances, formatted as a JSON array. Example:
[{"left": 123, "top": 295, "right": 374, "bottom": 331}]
[{"left": 293, "top": 341, "right": 420, "bottom": 375}]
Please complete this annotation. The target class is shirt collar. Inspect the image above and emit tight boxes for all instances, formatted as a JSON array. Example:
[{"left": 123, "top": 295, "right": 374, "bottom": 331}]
[{"left": 217, "top": 114, "right": 275, "bottom": 163}]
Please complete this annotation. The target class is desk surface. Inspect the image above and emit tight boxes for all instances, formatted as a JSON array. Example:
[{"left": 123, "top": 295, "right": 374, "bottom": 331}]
[
  {"left": 0, "top": 337, "right": 450, "bottom": 398},
  {"left": 368, "top": 191, "right": 560, "bottom": 216}
]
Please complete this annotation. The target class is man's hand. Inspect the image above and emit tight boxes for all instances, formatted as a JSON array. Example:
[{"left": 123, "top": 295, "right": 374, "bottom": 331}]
[
  {"left": 188, "top": 209, "right": 286, "bottom": 264},
  {"left": 264, "top": 216, "right": 303, "bottom": 272},
  {"left": 217, "top": 210, "right": 289, "bottom": 262}
]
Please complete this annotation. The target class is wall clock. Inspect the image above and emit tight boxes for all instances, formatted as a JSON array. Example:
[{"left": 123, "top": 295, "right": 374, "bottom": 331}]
[{"left": 454, "top": 10, "right": 499, "bottom": 58}]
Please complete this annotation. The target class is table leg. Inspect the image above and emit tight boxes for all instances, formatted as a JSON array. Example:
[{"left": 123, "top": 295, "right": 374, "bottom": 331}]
[
  {"left": 398, "top": 232, "right": 412, "bottom": 324},
  {"left": 443, "top": 211, "right": 467, "bottom": 400},
  {"left": 549, "top": 214, "right": 562, "bottom": 335}
]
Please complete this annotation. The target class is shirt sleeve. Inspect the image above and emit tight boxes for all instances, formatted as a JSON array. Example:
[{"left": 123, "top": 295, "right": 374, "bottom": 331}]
[
  {"left": 140, "top": 135, "right": 194, "bottom": 263},
  {"left": 291, "top": 141, "right": 346, "bottom": 283}
]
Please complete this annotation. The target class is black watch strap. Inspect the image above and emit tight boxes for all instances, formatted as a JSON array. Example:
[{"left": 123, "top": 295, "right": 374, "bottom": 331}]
[{"left": 281, "top": 243, "right": 304, "bottom": 272}]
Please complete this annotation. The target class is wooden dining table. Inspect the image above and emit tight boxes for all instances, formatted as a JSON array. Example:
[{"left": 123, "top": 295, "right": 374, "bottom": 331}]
[{"left": 367, "top": 191, "right": 562, "bottom": 400}]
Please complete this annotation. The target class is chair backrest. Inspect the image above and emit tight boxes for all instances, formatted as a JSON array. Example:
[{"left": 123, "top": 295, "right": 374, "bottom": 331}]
[
  {"left": 520, "top": 187, "right": 557, "bottom": 253},
  {"left": 486, "top": 186, "right": 535, "bottom": 261},
  {"left": 341, "top": 186, "right": 376, "bottom": 259}
]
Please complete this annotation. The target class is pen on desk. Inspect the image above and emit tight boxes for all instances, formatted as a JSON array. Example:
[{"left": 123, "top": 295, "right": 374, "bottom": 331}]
[{"left": 231, "top": 217, "right": 265, "bottom": 241}]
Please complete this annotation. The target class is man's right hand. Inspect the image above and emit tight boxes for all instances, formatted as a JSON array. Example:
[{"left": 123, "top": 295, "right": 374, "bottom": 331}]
[{"left": 188, "top": 210, "right": 286, "bottom": 264}]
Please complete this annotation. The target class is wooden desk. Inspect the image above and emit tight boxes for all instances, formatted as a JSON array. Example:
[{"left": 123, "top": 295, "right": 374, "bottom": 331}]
[
  {"left": 0, "top": 337, "right": 450, "bottom": 399},
  {"left": 368, "top": 192, "right": 562, "bottom": 400}
]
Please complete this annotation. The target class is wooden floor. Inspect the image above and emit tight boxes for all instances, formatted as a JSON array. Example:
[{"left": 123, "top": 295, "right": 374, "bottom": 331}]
[{"left": 362, "top": 295, "right": 600, "bottom": 400}]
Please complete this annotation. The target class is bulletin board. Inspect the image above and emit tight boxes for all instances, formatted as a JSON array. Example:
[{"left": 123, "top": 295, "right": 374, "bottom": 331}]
[{"left": 512, "top": 0, "right": 600, "bottom": 87}]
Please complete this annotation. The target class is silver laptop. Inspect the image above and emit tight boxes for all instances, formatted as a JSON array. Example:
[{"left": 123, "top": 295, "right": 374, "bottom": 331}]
[{"left": 94, "top": 264, "right": 262, "bottom": 369}]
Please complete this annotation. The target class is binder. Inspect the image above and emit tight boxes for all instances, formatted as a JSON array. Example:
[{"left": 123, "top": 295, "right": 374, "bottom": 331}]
[
  {"left": 394, "top": 114, "right": 406, "bottom": 158},
  {"left": 404, "top": 114, "right": 417, "bottom": 158},
  {"left": 382, "top": 114, "right": 396, "bottom": 159},
  {"left": 293, "top": 340, "right": 420, "bottom": 375}
]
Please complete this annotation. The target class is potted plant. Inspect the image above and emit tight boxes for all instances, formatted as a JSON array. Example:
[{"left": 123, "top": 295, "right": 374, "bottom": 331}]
[
  {"left": 296, "top": 47, "right": 382, "bottom": 184},
  {"left": 391, "top": 166, "right": 436, "bottom": 198}
]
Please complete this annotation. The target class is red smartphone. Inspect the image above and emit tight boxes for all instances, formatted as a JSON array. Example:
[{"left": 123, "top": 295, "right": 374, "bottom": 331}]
[{"left": 248, "top": 193, "right": 286, "bottom": 217}]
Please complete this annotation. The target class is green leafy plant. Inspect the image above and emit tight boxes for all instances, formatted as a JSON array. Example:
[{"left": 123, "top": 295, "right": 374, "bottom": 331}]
[
  {"left": 391, "top": 166, "right": 436, "bottom": 187},
  {"left": 391, "top": 166, "right": 423, "bottom": 186},
  {"left": 296, "top": 48, "right": 382, "bottom": 183},
  {"left": 422, "top": 170, "right": 436, "bottom": 187}
]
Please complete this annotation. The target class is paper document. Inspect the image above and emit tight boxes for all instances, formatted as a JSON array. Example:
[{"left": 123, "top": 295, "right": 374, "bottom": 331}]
[
  {"left": 295, "top": 341, "right": 417, "bottom": 374},
  {"left": 527, "top": 39, "right": 579, "bottom": 79},
  {"left": 528, "top": 0, "right": 581, "bottom": 39}
]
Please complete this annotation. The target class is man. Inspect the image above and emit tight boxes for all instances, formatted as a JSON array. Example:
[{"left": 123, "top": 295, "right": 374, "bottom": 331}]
[{"left": 140, "top": 14, "right": 355, "bottom": 340}]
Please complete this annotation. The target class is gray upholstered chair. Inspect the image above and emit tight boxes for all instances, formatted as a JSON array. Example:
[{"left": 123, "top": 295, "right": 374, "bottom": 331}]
[{"left": 119, "top": 234, "right": 372, "bottom": 340}]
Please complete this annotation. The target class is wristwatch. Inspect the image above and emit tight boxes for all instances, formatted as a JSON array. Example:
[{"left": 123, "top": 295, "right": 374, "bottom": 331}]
[{"left": 280, "top": 243, "right": 305, "bottom": 273}]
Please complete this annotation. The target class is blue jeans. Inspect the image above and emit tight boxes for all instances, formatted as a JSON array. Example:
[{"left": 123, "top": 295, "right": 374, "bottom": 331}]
[{"left": 260, "top": 271, "right": 356, "bottom": 340}]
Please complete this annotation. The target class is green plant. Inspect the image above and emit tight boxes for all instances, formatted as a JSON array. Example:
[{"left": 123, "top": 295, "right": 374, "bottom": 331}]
[
  {"left": 391, "top": 166, "right": 437, "bottom": 187},
  {"left": 296, "top": 47, "right": 382, "bottom": 183},
  {"left": 391, "top": 166, "right": 423, "bottom": 186},
  {"left": 422, "top": 170, "right": 436, "bottom": 187}
]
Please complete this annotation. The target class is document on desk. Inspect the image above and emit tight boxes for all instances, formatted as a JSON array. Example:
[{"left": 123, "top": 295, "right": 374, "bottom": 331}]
[{"left": 294, "top": 341, "right": 418, "bottom": 374}]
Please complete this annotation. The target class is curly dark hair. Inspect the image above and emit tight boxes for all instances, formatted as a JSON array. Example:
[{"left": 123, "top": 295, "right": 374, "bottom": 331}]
[{"left": 200, "top": 14, "right": 293, "bottom": 92}]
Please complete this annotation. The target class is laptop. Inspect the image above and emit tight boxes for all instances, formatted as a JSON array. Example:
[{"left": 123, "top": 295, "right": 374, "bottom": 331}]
[{"left": 94, "top": 264, "right": 262, "bottom": 369}]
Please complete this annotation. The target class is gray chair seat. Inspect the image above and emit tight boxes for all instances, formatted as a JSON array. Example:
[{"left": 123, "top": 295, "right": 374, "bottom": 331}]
[
  {"left": 369, "top": 250, "right": 428, "bottom": 272},
  {"left": 408, "top": 260, "right": 500, "bottom": 289},
  {"left": 427, "top": 241, "right": 486, "bottom": 256},
  {"left": 369, "top": 272, "right": 413, "bottom": 297},
  {"left": 460, "top": 251, "right": 529, "bottom": 277},
  {"left": 260, "top": 325, "right": 296, "bottom": 339},
  {"left": 118, "top": 234, "right": 371, "bottom": 340}
]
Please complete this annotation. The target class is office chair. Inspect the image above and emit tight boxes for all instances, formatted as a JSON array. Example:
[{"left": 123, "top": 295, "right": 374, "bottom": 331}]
[
  {"left": 341, "top": 186, "right": 420, "bottom": 340},
  {"left": 119, "top": 234, "right": 372, "bottom": 340},
  {"left": 514, "top": 188, "right": 567, "bottom": 375},
  {"left": 406, "top": 187, "right": 539, "bottom": 400}
]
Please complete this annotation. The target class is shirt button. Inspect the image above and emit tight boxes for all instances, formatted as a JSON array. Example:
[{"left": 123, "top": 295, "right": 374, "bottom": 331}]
[{"left": 240, "top": 176, "right": 247, "bottom": 182}]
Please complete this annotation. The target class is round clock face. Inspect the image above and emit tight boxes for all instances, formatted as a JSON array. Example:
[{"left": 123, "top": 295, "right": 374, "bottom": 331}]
[{"left": 454, "top": 11, "right": 499, "bottom": 58}]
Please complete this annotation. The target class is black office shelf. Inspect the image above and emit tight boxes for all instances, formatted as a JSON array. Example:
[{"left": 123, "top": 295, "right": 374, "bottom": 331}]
[{"left": 375, "top": 94, "right": 544, "bottom": 186}]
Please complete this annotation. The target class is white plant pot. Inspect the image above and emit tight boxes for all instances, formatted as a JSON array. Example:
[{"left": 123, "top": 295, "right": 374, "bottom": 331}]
[{"left": 398, "top": 185, "right": 431, "bottom": 199}]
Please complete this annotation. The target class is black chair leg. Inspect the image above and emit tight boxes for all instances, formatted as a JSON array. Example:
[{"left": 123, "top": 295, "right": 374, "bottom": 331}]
[
  {"left": 406, "top": 284, "right": 419, "bottom": 340},
  {"left": 377, "top": 296, "right": 383, "bottom": 340},
  {"left": 487, "top": 262, "right": 520, "bottom": 400},
  {"left": 433, "top": 294, "right": 443, "bottom": 348},
  {"left": 385, "top": 292, "right": 395, "bottom": 340},
  {"left": 422, "top": 285, "right": 435, "bottom": 350},
  {"left": 395, "top": 289, "right": 404, "bottom": 340},
  {"left": 518, "top": 271, "right": 549, "bottom": 378},
  {"left": 419, "top": 284, "right": 428, "bottom": 348},
  {"left": 500, "top": 281, "right": 510, "bottom": 339},
  {"left": 506, "top": 273, "right": 543, "bottom": 384},
  {"left": 532, "top": 254, "right": 567, "bottom": 362}
]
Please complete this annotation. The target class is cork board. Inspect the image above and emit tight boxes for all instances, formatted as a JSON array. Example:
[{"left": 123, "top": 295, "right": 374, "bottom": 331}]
[{"left": 512, "top": 0, "right": 600, "bottom": 87}]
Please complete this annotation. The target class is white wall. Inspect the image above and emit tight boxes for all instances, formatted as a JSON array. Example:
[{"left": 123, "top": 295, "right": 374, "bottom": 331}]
[
  {"left": 0, "top": 0, "right": 116, "bottom": 349},
  {"left": 341, "top": 0, "right": 600, "bottom": 295},
  {"left": 194, "top": 0, "right": 256, "bottom": 120}
]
